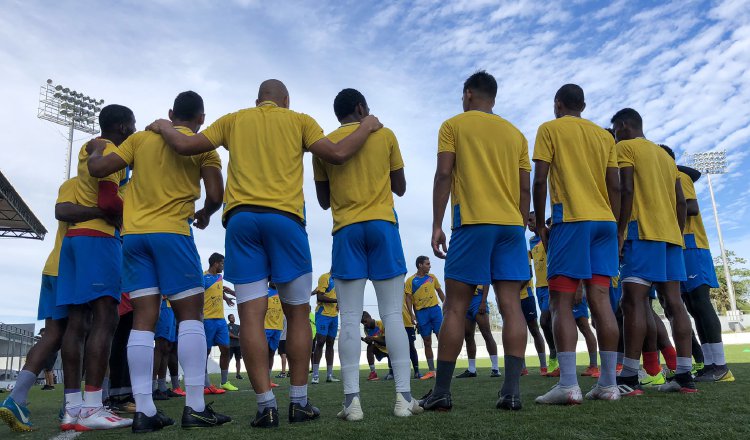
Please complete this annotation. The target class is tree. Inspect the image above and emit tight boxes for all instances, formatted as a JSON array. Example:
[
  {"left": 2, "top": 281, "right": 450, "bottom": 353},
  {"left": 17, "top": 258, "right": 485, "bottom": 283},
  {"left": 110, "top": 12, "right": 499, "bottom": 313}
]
[{"left": 711, "top": 250, "right": 750, "bottom": 313}]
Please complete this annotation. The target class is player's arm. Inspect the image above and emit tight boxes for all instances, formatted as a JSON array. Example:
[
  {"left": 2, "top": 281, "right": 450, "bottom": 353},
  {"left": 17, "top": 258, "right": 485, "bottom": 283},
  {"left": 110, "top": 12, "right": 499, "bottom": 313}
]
[
  {"left": 390, "top": 168, "right": 406, "bottom": 197},
  {"left": 307, "top": 115, "right": 383, "bottom": 165},
  {"left": 432, "top": 152, "right": 454, "bottom": 259},
  {"left": 147, "top": 119, "right": 217, "bottom": 155},
  {"left": 316, "top": 292, "right": 337, "bottom": 303},
  {"left": 436, "top": 286, "right": 446, "bottom": 304},
  {"left": 686, "top": 199, "right": 699, "bottom": 216},
  {"left": 55, "top": 202, "right": 106, "bottom": 223},
  {"left": 315, "top": 181, "right": 331, "bottom": 210},
  {"left": 606, "top": 167, "right": 621, "bottom": 220},
  {"left": 675, "top": 179, "right": 687, "bottom": 233},
  {"left": 618, "top": 166, "right": 635, "bottom": 252},
  {"left": 193, "top": 165, "right": 224, "bottom": 230},
  {"left": 532, "top": 160, "right": 550, "bottom": 245},
  {"left": 86, "top": 139, "right": 128, "bottom": 178},
  {"left": 519, "top": 168, "right": 531, "bottom": 227}
]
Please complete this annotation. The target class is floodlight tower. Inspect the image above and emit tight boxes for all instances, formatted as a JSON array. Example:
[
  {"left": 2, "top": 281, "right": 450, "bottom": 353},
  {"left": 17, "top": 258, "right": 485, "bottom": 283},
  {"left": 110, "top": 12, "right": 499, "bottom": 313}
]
[{"left": 38, "top": 79, "right": 104, "bottom": 179}]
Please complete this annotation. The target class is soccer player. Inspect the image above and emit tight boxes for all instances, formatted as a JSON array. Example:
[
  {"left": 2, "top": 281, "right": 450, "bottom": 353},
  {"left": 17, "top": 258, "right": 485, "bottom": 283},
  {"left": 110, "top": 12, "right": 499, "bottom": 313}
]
[
  {"left": 520, "top": 271, "right": 549, "bottom": 377},
  {"left": 314, "top": 88, "right": 420, "bottom": 421},
  {"left": 425, "top": 71, "right": 530, "bottom": 411},
  {"left": 227, "top": 314, "right": 243, "bottom": 380},
  {"left": 203, "top": 253, "right": 238, "bottom": 393},
  {"left": 148, "top": 79, "right": 382, "bottom": 427},
  {"left": 153, "top": 298, "right": 177, "bottom": 401},
  {"left": 86, "top": 92, "right": 230, "bottom": 432},
  {"left": 311, "top": 272, "right": 339, "bottom": 384},
  {"left": 57, "top": 105, "right": 134, "bottom": 431},
  {"left": 265, "top": 284, "right": 285, "bottom": 387},
  {"left": 361, "top": 311, "right": 393, "bottom": 383},
  {"left": 532, "top": 85, "right": 621, "bottom": 404},
  {"left": 403, "top": 291, "right": 422, "bottom": 379},
  {"left": 528, "top": 214, "right": 558, "bottom": 376},
  {"left": 0, "top": 178, "right": 115, "bottom": 432},
  {"left": 678, "top": 164, "right": 733, "bottom": 382},
  {"left": 455, "top": 285, "right": 501, "bottom": 378},
  {"left": 405, "top": 256, "right": 445, "bottom": 380},
  {"left": 611, "top": 108, "right": 695, "bottom": 395}
]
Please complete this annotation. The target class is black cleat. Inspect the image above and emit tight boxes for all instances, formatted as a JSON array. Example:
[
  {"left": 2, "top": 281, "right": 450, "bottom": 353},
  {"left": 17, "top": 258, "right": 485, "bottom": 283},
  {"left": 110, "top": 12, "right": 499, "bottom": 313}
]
[
  {"left": 288, "top": 400, "right": 320, "bottom": 423},
  {"left": 496, "top": 393, "right": 522, "bottom": 411},
  {"left": 251, "top": 407, "right": 279, "bottom": 428},
  {"left": 132, "top": 410, "right": 175, "bottom": 433},
  {"left": 153, "top": 390, "right": 170, "bottom": 401},
  {"left": 166, "top": 389, "right": 182, "bottom": 398},
  {"left": 490, "top": 369, "right": 502, "bottom": 378},
  {"left": 236, "top": 374, "right": 243, "bottom": 380},
  {"left": 42, "top": 385, "right": 55, "bottom": 391},
  {"left": 418, "top": 389, "right": 452, "bottom": 412},
  {"left": 616, "top": 375, "right": 644, "bottom": 396},
  {"left": 455, "top": 370, "right": 477, "bottom": 379},
  {"left": 181, "top": 403, "right": 231, "bottom": 429}
]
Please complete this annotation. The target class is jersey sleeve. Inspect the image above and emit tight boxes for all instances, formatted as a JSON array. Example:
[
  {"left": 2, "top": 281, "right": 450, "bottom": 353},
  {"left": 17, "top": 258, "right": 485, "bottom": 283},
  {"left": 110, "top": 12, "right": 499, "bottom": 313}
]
[
  {"left": 519, "top": 135, "right": 532, "bottom": 172},
  {"left": 388, "top": 129, "right": 405, "bottom": 171},
  {"left": 199, "top": 150, "right": 222, "bottom": 169},
  {"left": 433, "top": 275, "right": 442, "bottom": 289},
  {"left": 112, "top": 134, "right": 138, "bottom": 166},
  {"left": 56, "top": 178, "right": 77, "bottom": 204},
  {"left": 312, "top": 156, "right": 328, "bottom": 182},
  {"left": 531, "top": 123, "right": 553, "bottom": 163},
  {"left": 404, "top": 276, "right": 414, "bottom": 295},
  {"left": 617, "top": 141, "right": 635, "bottom": 168},
  {"left": 300, "top": 114, "right": 326, "bottom": 150},
  {"left": 315, "top": 275, "right": 328, "bottom": 293},
  {"left": 605, "top": 135, "right": 617, "bottom": 168},
  {"left": 100, "top": 143, "right": 126, "bottom": 184},
  {"left": 437, "top": 120, "right": 455, "bottom": 154},
  {"left": 201, "top": 112, "right": 235, "bottom": 149}
]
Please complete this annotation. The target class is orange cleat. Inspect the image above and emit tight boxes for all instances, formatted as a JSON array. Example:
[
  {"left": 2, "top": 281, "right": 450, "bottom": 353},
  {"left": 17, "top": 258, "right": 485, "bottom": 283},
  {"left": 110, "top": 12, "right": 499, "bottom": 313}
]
[
  {"left": 204, "top": 385, "right": 226, "bottom": 395},
  {"left": 171, "top": 387, "right": 186, "bottom": 397},
  {"left": 547, "top": 368, "right": 560, "bottom": 377},
  {"left": 367, "top": 371, "right": 379, "bottom": 381},
  {"left": 270, "top": 382, "right": 280, "bottom": 388},
  {"left": 520, "top": 368, "right": 529, "bottom": 376},
  {"left": 540, "top": 367, "right": 548, "bottom": 376},
  {"left": 420, "top": 371, "right": 436, "bottom": 380},
  {"left": 582, "top": 366, "right": 600, "bottom": 378},
  {"left": 616, "top": 363, "right": 624, "bottom": 375}
]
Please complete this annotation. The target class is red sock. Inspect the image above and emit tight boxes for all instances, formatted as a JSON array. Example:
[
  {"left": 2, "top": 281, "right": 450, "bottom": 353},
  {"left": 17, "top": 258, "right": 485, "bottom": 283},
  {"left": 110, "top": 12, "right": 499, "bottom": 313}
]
[
  {"left": 642, "top": 352, "right": 661, "bottom": 376},
  {"left": 661, "top": 346, "right": 677, "bottom": 371}
]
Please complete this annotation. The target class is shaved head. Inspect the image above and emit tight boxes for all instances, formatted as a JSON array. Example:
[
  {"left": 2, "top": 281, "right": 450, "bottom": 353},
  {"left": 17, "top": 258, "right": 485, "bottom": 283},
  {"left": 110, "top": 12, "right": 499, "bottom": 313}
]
[{"left": 257, "top": 79, "right": 289, "bottom": 107}]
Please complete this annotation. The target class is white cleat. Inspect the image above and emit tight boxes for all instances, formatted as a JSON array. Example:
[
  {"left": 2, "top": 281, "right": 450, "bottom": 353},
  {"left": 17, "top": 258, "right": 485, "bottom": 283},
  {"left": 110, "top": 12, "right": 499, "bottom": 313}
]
[
  {"left": 337, "top": 396, "right": 364, "bottom": 422},
  {"left": 585, "top": 384, "right": 621, "bottom": 401},
  {"left": 535, "top": 384, "right": 583, "bottom": 405},
  {"left": 311, "top": 376, "right": 320, "bottom": 385},
  {"left": 75, "top": 406, "right": 132, "bottom": 431},
  {"left": 60, "top": 410, "right": 78, "bottom": 431},
  {"left": 394, "top": 393, "right": 424, "bottom": 417}
]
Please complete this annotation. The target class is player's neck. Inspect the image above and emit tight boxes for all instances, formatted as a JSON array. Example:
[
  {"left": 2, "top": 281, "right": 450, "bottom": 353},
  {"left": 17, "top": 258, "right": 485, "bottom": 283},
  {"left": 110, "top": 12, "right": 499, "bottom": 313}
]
[
  {"left": 417, "top": 270, "right": 429, "bottom": 277},
  {"left": 339, "top": 115, "right": 361, "bottom": 125},
  {"left": 100, "top": 131, "right": 123, "bottom": 146},
  {"left": 466, "top": 103, "right": 494, "bottom": 114},
  {"left": 557, "top": 110, "right": 581, "bottom": 118},
  {"left": 172, "top": 120, "right": 199, "bottom": 132},
  {"left": 208, "top": 267, "right": 219, "bottom": 275}
]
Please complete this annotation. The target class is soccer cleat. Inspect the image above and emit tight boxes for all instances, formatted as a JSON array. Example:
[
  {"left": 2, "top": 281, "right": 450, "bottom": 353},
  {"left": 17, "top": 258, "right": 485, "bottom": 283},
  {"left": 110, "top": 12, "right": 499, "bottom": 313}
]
[
  {"left": 60, "top": 409, "right": 79, "bottom": 431},
  {"left": 535, "top": 384, "right": 583, "bottom": 405},
  {"left": 490, "top": 369, "right": 502, "bottom": 378},
  {"left": 616, "top": 375, "right": 644, "bottom": 396},
  {"left": 337, "top": 396, "right": 364, "bottom": 421},
  {"left": 696, "top": 365, "right": 735, "bottom": 383},
  {"left": 250, "top": 407, "right": 279, "bottom": 428},
  {"left": 582, "top": 366, "right": 600, "bottom": 378},
  {"left": 455, "top": 369, "right": 477, "bottom": 379},
  {"left": 414, "top": 372, "right": 423, "bottom": 379},
  {"left": 691, "top": 362, "right": 704, "bottom": 376},
  {"left": 616, "top": 363, "right": 624, "bottom": 375},
  {"left": 166, "top": 389, "right": 183, "bottom": 398},
  {"left": 153, "top": 390, "right": 170, "bottom": 401},
  {"left": 0, "top": 396, "right": 34, "bottom": 432},
  {"left": 548, "top": 357, "right": 559, "bottom": 372},
  {"left": 547, "top": 368, "right": 560, "bottom": 378},
  {"left": 181, "top": 403, "right": 232, "bottom": 429},
  {"left": 204, "top": 385, "right": 226, "bottom": 395},
  {"left": 540, "top": 367, "right": 548, "bottom": 376},
  {"left": 236, "top": 374, "right": 243, "bottom": 380},
  {"left": 418, "top": 389, "right": 452, "bottom": 412},
  {"left": 288, "top": 400, "right": 320, "bottom": 423},
  {"left": 520, "top": 368, "right": 529, "bottom": 376},
  {"left": 311, "top": 376, "right": 320, "bottom": 385},
  {"left": 270, "top": 382, "right": 280, "bottom": 388},
  {"left": 640, "top": 371, "right": 666, "bottom": 387},
  {"left": 75, "top": 406, "right": 133, "bottom": 431},
  {"left": 42, "top": 385, "right": 55, "bottom": 391},
  {"left": 394, "top": 393, "right": 424, "bottom": 417},
  {"left": 132, "top": 410, "right": 174, "bottom": 434},
  {"left": 656, "top": 372, "right": 698, "bottom": 393},
  {"left": 420, "top": 371, "right": 436, "bottom": 380},
  {"left": 221, "top": 381, "right": 239, "bottom": 391},
  {"left": 275, "top": 372, "right": 287, "bottom": 379},
  {"left": 110, "top": 399, "right": 137, "bottom": 415},
  {"left": 171, "top": 387, "right": 186, "bottom": 397},
  {"left": 384, "top": 373, "right": 394, "bottom": 381},
  {"left": 326, "top": 376, "right": 341, "bottom": 383},
  {"left": 496, "top": 392, "right": 522, "bottom": 411},
  {"left": 368, "top": 371, "right": 379, "bottom": 381},
  {"left": 585, "top": 384, "right": 621, "bottom": 401}
]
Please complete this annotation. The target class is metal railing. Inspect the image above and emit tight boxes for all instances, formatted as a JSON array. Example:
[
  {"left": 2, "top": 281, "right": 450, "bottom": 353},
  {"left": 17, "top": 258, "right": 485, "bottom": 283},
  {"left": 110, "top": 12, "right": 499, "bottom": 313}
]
[{"left": 0, "top": 323, "right": 36, "bottom": 383}]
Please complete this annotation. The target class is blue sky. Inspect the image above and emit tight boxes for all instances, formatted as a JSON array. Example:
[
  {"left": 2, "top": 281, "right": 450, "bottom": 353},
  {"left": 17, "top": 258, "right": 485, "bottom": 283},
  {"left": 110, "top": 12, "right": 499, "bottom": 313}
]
[{"left": 0, "top": 0, "right": 748, "bottom": 324}]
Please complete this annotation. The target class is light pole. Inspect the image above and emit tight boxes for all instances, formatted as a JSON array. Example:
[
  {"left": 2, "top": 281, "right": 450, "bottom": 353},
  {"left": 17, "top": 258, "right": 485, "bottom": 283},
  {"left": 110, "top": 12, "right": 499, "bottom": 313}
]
[{"left": 38, "top": 79, "right": 104, "bottom": 179}]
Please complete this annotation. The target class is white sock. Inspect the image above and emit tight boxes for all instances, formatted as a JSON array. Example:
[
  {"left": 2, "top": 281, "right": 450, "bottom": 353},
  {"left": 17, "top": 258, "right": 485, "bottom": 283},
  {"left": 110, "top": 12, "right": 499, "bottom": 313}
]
[
  {"left": 710, "top": 342, "right": 726, "bottom": 366},
  {"left": 490, "top": 355, "right": 499, "bottom": 370},
  {"left": 468, "top": 358, "right": 477, "bottom": 373},
  {"left": 327, "top": 365, "right": 334, "bottom": 378},
  {"left": 179, "top": 320, "right": 207, "bottom": 412},
  {"left": 335, "top": 278, "right": 367, "bottom": 396},
  {"left": 127, "top": 330, "right": 157, "bottom": 417},
  {"left": 65, "top": 391, "right": 82, "bottom": 415},
  {"left": 81, "top": 389, "right": 103, "bottom": 416},
  {"left": 701, "top": 343, "right": 713, "bottom": 365},
  {"left": 312, "top": 363, "right": 320, "bottom": 378},
  {"left": 373, "top": 276, "right": 411, "bottom": 394}
]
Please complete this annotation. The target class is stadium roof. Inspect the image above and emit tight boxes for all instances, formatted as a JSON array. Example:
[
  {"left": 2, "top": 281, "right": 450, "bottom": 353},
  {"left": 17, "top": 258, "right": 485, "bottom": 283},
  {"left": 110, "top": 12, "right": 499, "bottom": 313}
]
[{"left": 0, "top": 169, "right": 46, "bottom": 240}]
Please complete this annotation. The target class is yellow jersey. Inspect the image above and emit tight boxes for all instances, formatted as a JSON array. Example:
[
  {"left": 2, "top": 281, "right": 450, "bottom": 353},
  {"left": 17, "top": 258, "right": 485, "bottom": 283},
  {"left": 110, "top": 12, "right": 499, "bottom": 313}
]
[
  {"left": 679, "top": 171, "right": 710, "bottom": 249},
  {"left": 69, "top": 140, "right": 128, "bottom": 236},
  {"left": 405, "top": 273, "right": 442, "bottom": 310},
  {"left": 438, "top": 111, "right": 531, "bottom": 228},
  {"left": 203, "top": 271, "right": 225, "bottom": 319},
  {"left": 43, "top": 178, "right": 78, "bottom": 276},
  {"left": 366, "top": 320, "right": 387, "bottom": 353},
  {"left": 112, "top": 127, "right": 221, "bottom": 236},
  {"left": 617, "top": 139, "right": 682, "bottom": 245},
  {"left": 201, "top": 101, "right": 325, "bottom": 222},
  {"left": 529, "top": 236, "right": 548, "bottom": 288},
  {"left": 265, "top": 290, "right": 284, "bottom": 330},
  {"left": 314, "top": 273, "right": 338, "bottom": 317},
  {"left": 533, "top": 116, "right": 617, "bottom": 222},
  {"left": 313, "top": 123, "right": 404, "bottom": 233}
]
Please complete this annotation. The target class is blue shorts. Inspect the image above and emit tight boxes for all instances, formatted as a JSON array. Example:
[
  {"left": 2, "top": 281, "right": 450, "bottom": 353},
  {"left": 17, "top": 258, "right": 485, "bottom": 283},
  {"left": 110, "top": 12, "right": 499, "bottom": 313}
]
[
  {"left": 536, "top": 287, "right": 550, "bottom": 313},
  {"left": 609, "top": 282, "right": 622, "bottom": 313},
  {"left": 573, "top": 297, "right": 590, "bottom": 319},
  {"left": 122, "top": 232, "right": 203, "bottom": 295},
  {"left": 681, "top": 246, "right": 719, "bottom": 293},
  {"left": 621, "top": 239, "right": 686, "bottom": 283},
  {"left": 37, "top": 275, "right": 68, "bottom": 320},
  {"left": 547, "top": 220, "right": 618, "bottom": 279},
  {"left": 57, "top": 236, "right": 121, "bottom": 306},
  {"left": 265, "top": 329, "right": 282, "bottom": 352},
  {"left": 373, "top": 345, "right": 388, "bottom": 361},
  {"left": 416, "top": 305, "right": 443, "bottom": 338},
  {"left": 315, "top": 313, "right": 339, "bottom": 338},
  {"left": 466, "top": 294, "right": 483, "bottom": 321},
  {"left": 521, "top": 295, "right": 538, "bottom": 322},
  {"left": 155, "top": 302, "right": 176, "bottom": 342},
  {"left": 332, "top": 220, "right": 407, "bottom": 281},
  {"left": 445, "top": 225, "right": 528, "bottom": 285},
  {"left": 225, "top": 212, "right": 312, "bottom": 284},
  {"left": 204, "top": 318, "right": 229, "bottom": 347}
]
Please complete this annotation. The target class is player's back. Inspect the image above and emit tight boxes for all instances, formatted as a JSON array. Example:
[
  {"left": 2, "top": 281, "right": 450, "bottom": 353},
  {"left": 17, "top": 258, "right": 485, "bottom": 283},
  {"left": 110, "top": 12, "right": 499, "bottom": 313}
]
[{"left": 679, "top": 171, "right": 709, "bottom": 249}]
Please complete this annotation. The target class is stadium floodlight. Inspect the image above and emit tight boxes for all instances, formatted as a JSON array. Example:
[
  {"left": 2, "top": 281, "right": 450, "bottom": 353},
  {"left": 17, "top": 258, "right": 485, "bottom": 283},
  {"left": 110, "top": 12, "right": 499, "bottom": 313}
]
[
  {"left": 689, "top": 151, "right": 739, "bottom": 321},
  {"left": 38, "top": 79, "right": 104, "bottom": 179}
]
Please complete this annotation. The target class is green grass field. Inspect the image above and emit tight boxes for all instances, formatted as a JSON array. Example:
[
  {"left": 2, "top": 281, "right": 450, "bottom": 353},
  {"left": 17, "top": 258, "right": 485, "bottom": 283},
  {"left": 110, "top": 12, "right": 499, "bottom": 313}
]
[{"left": 7, "top": 345, "right": 750, "bottom": 439}]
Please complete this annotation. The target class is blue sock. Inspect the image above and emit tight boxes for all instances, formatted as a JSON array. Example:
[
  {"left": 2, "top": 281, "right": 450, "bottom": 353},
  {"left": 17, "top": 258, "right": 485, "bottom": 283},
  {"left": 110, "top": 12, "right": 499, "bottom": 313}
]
[
  {"left": 558, "top": 352, "right": 578, "bottom": 387},
  {"left": 621, "top": 357, "right": 640, "bottom": 378},
  {"left": 598, "top": 351, "right": 618, "bottom": 387},
  {"left": 256, "top": 390, "right": 276, "bottom": 411},
  {"left": 290, "top": 385, "right": 308, "bottom": 407}
]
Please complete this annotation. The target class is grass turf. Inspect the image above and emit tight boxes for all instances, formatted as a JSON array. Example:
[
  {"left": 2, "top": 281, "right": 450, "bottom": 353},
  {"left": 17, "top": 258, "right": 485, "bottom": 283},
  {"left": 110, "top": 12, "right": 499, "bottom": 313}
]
[{"left": 6, "top": 345, "right": 750, "bottom": 439}]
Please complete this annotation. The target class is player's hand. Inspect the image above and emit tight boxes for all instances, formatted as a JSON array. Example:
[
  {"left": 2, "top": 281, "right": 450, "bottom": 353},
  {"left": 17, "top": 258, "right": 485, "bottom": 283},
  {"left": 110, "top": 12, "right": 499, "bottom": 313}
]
[
  {"left": 193, "top": 208, "right": 210, "bottom": 229},
  {"left": 574, "top": 289, "right": 583, "bottom": 305},
  {"left": 85, "top": 138, "right": 108, "bottom": 156},
  {"left": 104, "top": 214, "right": 123, "bottom": 230},
  {"left": 146, "top": 119, "right": 171, "bottom": 134},
  {"left": 478, "top": 302, "right": 487, "bottom": 315},
  {"left": 223, "top": 295, "right": 235, "bottom": 307},
  {"left": 360, "top": 115, "right": 383, "bottom": 133},
  {"left": 431, "top": 225, "right": 448, "bottom": 259},
  {"left": 223, "top": 286, "right": 236, "bottom": 297},
  {"left": 538, "top": 225, "right": 550, "bottom": 252}
]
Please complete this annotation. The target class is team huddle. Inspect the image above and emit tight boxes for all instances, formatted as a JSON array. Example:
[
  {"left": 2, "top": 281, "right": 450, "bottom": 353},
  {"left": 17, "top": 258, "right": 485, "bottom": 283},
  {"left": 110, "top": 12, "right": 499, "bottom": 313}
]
[{"left": 0, "top": 71, "right": 734, "bottom": 434}]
